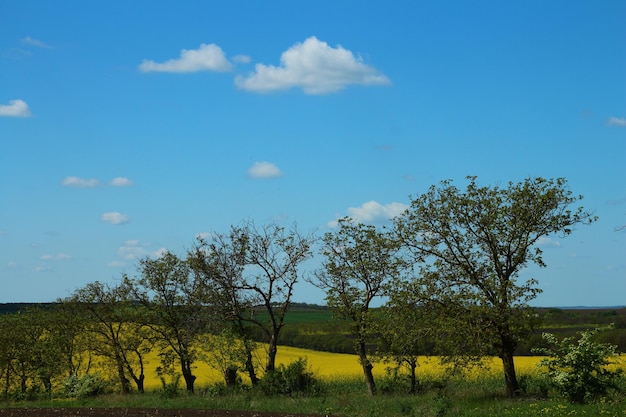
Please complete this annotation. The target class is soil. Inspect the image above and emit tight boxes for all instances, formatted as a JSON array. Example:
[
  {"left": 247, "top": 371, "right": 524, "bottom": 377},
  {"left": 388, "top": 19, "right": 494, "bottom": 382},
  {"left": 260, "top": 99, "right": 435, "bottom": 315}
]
[{"left": 0, "top": 409, "right": 323, "bottom": 417}]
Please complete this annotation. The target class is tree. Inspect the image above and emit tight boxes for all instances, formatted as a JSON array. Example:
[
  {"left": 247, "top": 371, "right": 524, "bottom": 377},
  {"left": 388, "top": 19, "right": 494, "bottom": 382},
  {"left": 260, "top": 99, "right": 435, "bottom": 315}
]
[
  {"left": 393, "top": 176, "right": 596, "bottom": 396},
  {"left": 66, "top": 280, "right": 151, "bottom": 393},
  {"left": 0, "top": 307, "right": 70, "bottom": 398},
  {"left": 374, "top": 280, "right": 436, "bottom": 394},
  {"left": 311, "top": 217, "right": 405, "bottom": 395},
  {"left": 230, "top": 221, "right": 315, "bottom": 374},
  {"left": 131, "top": 251, "right": 214, "bottom": 393},
  {"left": 200, "top": 329, "right": 250, "bottom": 388},
  {"left": 188, "top": 230, "right": 261, "bottom": 385}
]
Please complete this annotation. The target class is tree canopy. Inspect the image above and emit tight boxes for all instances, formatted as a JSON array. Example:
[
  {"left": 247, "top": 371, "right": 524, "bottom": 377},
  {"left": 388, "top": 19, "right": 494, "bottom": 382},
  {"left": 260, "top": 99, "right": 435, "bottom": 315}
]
[{"left": 393, "top": 176, "right": 596, "bottom": 396}]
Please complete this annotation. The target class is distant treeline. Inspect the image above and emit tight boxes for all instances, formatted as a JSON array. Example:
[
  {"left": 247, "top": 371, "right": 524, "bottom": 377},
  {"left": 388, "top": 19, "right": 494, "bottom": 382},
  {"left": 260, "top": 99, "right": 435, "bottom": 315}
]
[{"left": 269, "top": 306, "right": 626, "bottom": 356}]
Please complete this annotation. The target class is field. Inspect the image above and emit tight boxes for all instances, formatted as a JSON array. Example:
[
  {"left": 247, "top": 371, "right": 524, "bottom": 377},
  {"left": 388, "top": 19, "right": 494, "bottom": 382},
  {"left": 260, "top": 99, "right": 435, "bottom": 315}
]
[{"left": 139, "top": 345, "right": 546, "bottom": 390}]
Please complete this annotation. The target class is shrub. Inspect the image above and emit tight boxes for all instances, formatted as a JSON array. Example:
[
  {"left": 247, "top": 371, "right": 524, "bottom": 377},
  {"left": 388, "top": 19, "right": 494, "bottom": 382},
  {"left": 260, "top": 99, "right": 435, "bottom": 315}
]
[
  {"left": 259, "top": 357, "right": 321, "bottom": 396},
  {"left": 63, "top": 373, "right": 108, "bottom": 398},
  {"left": 535, "top": 327, "right": 624, "bottom": 404},
  {"left": 158, "top": 373, "right": 181, "bottom": 398}
]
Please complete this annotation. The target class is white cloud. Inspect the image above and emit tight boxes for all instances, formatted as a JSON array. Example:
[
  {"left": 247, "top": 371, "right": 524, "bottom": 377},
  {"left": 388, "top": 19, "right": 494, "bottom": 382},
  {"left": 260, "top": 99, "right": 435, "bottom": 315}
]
[
  {"left": 195, "top": 232, "right": 212, "bottom": 240},
  {"left": 62, "top": 176, "right": 100, "bottom": 188},
  {"left": 107, "top": 260, "right": 126, "bottom": 268},
  {"left": 247, "top": 161, "right": 283, "bottom": 178},
  {"left": 117, "top": 240, "right": 166, "bottom": 260},
  {"left": 110, "top": 177, "right": 133, "bottom": 187},
  {"left": 21, "top": 36, "right": 52, "bottom": 49},
  {"left": 235, "top": 36, "right": 391, "bottom": 94},
  {"left": 7, "top": 261, "right": 17, "bottom": 268},
  {"left": 40, "top": 253, "right": 72, "bottom": 261},
  {"left": 101, "top": 212, "right": 130, "bottom": 225},
  {"left": 34, "top": 265, "right": 53, "bottom": 272},
  {"left": 329, "top": 200, "right": 409, "bottom": 227},
  {"left": 607, "top": 116, "right": 626, "bottom": 127},
  {"left": 139, "top": 43, "right": 232, "bottom": 73},
  {"left": 0, "top": 99, "right": 32, "bottom": 117}
]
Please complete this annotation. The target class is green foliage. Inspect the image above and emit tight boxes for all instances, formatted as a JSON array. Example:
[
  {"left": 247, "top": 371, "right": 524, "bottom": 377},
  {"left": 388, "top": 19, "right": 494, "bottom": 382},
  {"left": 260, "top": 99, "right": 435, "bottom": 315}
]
[
  {"left": 258, "top": 357, "right": 321, "bottom": 396},
  {"left": 63, "top": 373, "right": 109, "bottom": 398},
  {"left": 200, "top": 329, "right": 251, "bottom": 387},
  {"left": 158, "top": 373, "right": 181, "bottom": 398},
  {"left": 393, "top": 176, "right": 596, "bottom": 396},
  {"left": 535, "top": 327, "right": 624, "bottom": 404},
  {"left": 312, "top": 217, "right": 406, "bottom": 395}
]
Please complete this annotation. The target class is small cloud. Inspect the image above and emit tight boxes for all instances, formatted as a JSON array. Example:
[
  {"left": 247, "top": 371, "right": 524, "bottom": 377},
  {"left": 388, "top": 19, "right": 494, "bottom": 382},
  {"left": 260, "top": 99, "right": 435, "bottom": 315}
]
[
  {"left": 537, "top": 237, "right": 561, "bottom": 248},
  {"left": 7, "top": 261, "right": 17, "bottom": 268},
  {"left": 0, "top": 99, "right": 32, "bottom": 117},
  {"left": 34, "top": 265, "right": 53, "bottom": 272},
  {"left": 101, "top": 212, "right": 129, "bottom": 225},
  {"left": 139, "top": 43, "right": 232, "bottom": 73},
  {"left": 247, "top": 161, "right": 283, "bottom": 179},
  {"left": 40, "top": 253, "right": 72, "bottom": 261},
  {"left": 607, "top": 116, "right": 626, "bottom": 127},
  {"left": 329, "top": 200, "right": 409, "bottom": 227},
  {"left": 117, "top": 240, "right": 165, "bottom": 260},
  {"left": 21, "top": 36, "right": 52, "bottom": 49},
  {"left": 232, "top": 54, "right": 251, "bottom": 64},
  {"left": 62, "top": 176, "right": 100, "bottom": 188},
  {"left": 195, "top": 232, "right": 212, "bottom": 240},
  {"left": 235, "top": 36, "right": 390, "bottom": 94},
  {"left": 107, "top": 260, "right": 126, "bottom": 268},
  {"left": 110, "top": 177, "right": 133, "bottom": 187}
]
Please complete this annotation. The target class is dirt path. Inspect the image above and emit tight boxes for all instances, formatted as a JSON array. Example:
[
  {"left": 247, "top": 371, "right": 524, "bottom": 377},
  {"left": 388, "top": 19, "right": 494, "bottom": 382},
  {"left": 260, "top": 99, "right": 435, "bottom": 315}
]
[{"left": 0, "top": 408, "right": 323, "bottom": 417}]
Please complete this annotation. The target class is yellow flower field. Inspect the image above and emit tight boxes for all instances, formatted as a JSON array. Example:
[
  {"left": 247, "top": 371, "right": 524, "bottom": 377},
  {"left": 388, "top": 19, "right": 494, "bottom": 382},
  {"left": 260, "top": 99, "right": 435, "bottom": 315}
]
[{"left": 137, "top": 345, "right": 549, "bottom": 391}]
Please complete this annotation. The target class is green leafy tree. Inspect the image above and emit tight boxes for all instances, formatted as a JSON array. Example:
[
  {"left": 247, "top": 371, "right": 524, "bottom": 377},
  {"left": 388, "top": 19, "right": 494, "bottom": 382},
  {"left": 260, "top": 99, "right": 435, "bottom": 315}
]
[
  {"left": 535, "top": 327, "right": 624, "bottom": 404},
  {"left": 48, "top": 302, "right": 93, "bottom": 378},
  {"left": 131, "top": 251, "right": 214, "bottom": 392},
  {"left": 66, "top": 280, "right": 152, "bottom": 393},
  {"left": 311, "top": 217, "right": 406, "bottom": 395},
  {"left": 188, "top": 230, "right": 261, "bottom": 385},
  {"left": 0, "top": 307, "right": 70, "bottom": 398},
  {"left": 393, "top": 176, "right": 596, "bottom": 396},
  {"left": 375, "top": 280, "right": 437, "bottom": 394},
  {"left": 200, "top": 329, "right": 251, "bottom": 388}
]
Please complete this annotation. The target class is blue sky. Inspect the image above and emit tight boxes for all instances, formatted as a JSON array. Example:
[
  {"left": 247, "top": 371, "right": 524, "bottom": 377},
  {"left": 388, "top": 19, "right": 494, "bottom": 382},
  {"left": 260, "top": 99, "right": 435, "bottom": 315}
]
[{"left": 1, "top": 1, "right": 624, "bottom": 306}]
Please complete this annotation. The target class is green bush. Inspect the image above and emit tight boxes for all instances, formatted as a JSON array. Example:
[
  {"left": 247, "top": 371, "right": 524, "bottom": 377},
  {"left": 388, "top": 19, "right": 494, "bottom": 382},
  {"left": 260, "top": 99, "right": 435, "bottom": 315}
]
[
  {"left": 535, "top": 327, "right": 624, "bottom": 404},
  {"left": 158, "top": 373, "right": 181, "bottom": 398},
  {"left": 63, "top": 373, "right": 108, "bottom": 398},
  {"left": 259, "top": 357, "right": 321, "bottom": 396}
]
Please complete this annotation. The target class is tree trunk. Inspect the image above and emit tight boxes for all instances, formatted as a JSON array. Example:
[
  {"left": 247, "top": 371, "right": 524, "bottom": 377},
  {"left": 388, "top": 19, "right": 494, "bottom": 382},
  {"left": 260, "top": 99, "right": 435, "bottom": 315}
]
[
  {"left": 3, "top": 366, "right": 10, "bottom": 398},
  {"left": 41, "top": 376, "right": 52, "bottom": 394},
  {"left": 116, "top": 354, "right": 131, "bottom": 394},
  {"left": 245, "top": 346, "right": 259, "bottom": 386},
  {"left": 224, "top": 366, "right": 238, "bottom": 388},
  {"left": 181, "top": 359, "right": 196, "bottom": 392},
  {"left": 131, "top": 373, "right": 145, "bottom": 393},
  {"left": 408, "top": 362, "right": 418, "bottom": 394},
  {"left": 266, "top": 333, "right": 278, "bottom": 372},
  {"left": 237, "top": 322, "right": 258, "bottom": 386},
  {"left": 501, "top": 350, "right": 520, "bottom": 397},
  {"left": 357, "top": 341, "right": 376, "bottom": 395}
]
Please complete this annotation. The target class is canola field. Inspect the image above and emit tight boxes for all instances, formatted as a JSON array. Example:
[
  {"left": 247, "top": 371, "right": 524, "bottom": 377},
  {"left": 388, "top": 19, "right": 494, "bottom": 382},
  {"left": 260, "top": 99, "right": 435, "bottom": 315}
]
[{"left": 138, "top": 345, "right": 545, "bottom": 391}]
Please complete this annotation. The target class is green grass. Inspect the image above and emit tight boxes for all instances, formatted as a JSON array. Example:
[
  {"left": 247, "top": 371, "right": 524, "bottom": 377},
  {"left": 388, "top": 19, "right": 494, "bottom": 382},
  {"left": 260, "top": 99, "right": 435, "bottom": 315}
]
[{"left": 3, "top": 375, "right": 624, "bottom": 417}]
